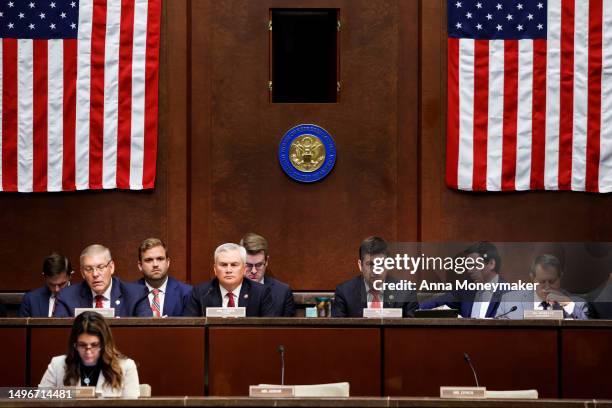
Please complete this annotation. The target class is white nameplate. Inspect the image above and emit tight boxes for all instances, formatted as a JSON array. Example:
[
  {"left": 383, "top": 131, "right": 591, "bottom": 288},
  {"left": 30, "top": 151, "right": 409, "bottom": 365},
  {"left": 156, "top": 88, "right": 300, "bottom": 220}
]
[
  {"left": 74, "top": 308, "right": 115, "bottom": 318},
  {"left": 524, "top": 310, "right": 564, "bottom": 319},
  {"left": 73, "top": 386, "right": 97, "bottom": 398},
  {"left": 206, "top": 307, "right": 246, "bottom": 318},
  {"left": 249, "top": 385, "right": 295, "bottom": 397},
  {"left": 440, "top": 386, "right": 487, "bottom": 399},
  {"left": 363, "top": 308, "right": 403, "bottom": 318}
]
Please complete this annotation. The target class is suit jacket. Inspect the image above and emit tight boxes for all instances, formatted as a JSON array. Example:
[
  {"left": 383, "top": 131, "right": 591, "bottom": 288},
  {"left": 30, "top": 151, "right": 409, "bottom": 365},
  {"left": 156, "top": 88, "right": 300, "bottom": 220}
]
[
  {"left": 135, "top": 277, "right": 192, "bottom": 317},
  {"left": 331, "top": 275, "right": 419, "bottom": 318},
  {"left": 54, "top": 277, "right": 152, "bottom": 318},
  {"left": 39, "top": 355, "right": 140, "bottom": 397},
  {"left": 586, "top": 282, "right": 612, "bottom": 319},
  {"left": 263, "top": 277, "right": 295, "bottom": 317},
  {"left": 495, "top": 290, "right": 589, "bottom": 319},
  {"left": 19, "top": 286, "right": 53, "bottom": 317},
  {"left": 419, "top": 276, "right": 508, "bottom": 318},
  {"left": 183, "top": 278, "right": 274, "bottom": 317}
]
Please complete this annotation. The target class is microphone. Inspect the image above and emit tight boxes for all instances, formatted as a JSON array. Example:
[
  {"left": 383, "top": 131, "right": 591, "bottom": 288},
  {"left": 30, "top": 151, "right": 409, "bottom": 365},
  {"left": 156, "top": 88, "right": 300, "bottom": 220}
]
[
  {"left": 494, "top": 305, "right": 518, "bottom": 319},
  {"left": 200, "top": 287, "right": 214, "bottom": 316},
  {"left": 277, "top": 345, "right": 285, "bottom": 386},
  {"left": 463, "top": 353, "right": 480, "bottom": 388}
]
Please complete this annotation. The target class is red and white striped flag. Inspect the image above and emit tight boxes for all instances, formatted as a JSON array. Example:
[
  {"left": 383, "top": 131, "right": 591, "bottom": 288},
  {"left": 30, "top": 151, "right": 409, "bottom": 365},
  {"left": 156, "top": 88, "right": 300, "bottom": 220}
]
[
  {"left": 446, "top": 0, "right": 612, "bottom": 192},
  {"left": 0, "top": 0, "right": 161, "bottom": 192}
]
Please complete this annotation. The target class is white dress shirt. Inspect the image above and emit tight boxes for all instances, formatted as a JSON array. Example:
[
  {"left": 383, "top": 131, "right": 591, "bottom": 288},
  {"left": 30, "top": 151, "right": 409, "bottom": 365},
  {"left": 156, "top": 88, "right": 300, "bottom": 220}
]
[
  {"left": 219, "top": 283, "right": 242, "bottom": 307},
  {"left": 48, "top": 295, "right": 56, "bottom": 317},
  {"left": 145, "top": 278, "right": 168, "bottom": 315},
  {"left": 471, "top": 274, "right": 499, "bottom": 318},
  {"left": 533, "top": 295, "right": 575, "bottom": 315}
]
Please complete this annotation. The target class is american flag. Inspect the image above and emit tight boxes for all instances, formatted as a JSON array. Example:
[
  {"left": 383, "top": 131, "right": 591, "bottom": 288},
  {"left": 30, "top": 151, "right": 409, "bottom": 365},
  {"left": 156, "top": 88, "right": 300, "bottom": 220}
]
[
  {"left": 446, "top": 0, "right": 612, "bottom": 192},
  {"left": 0, "top": 0, "right": 161, "bottom": 192}
]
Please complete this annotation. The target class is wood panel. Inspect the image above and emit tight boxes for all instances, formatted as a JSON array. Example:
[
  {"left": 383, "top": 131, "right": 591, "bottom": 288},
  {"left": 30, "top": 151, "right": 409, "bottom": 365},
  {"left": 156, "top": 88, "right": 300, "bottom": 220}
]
[
  {"left": 29, "top": 326, "right": 205, "bottom": 396},
  {"left": 190, "top": 0, "right": 419, "bottom": 290},
  {"left": 384, "top": 327, "right": 558, "bottom": 398},
  {"left": 113, "top": 327, "right": 205, "bottom": 396},
  {"left": 208, "top": 327, "right": 380, "bottom": 396},
  {"left": 0, "top": 328, "right": 26, "bottom": 387},
  {"left": 562, "top": 328, "right": 612, "bottom": 398},
  {"left": 419, "top": 0, "right": 612, "bottom": 243}
]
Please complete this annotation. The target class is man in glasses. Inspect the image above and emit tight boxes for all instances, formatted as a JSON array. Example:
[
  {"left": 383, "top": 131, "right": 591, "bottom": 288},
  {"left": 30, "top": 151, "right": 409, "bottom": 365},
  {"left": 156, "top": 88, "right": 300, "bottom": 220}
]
[
  {"left": 54, "top": 244, "right": 152, "bottom": 317},
  {"left": 19, "top": 253, "right": 74, "bottom": 317},
  {"left": 240, "top": 233, "right": 295, "bottom": 317}
]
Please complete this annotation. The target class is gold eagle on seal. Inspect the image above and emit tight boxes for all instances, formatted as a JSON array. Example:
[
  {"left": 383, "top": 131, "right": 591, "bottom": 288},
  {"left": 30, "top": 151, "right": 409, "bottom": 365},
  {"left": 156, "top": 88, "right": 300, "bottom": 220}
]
[{"left": 289, "top": 135, "right": 326, "bottom": 173}]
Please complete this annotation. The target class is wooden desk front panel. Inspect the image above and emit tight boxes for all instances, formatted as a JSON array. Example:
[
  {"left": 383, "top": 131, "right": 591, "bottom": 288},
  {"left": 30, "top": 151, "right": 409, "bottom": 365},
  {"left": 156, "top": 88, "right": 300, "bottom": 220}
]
[
  {"left": 384, "top": 327, "right": 558, "bottom": 397},
  {"left": 0, "top": 328, "right": 26, "bottom": 387},
  {"left": 562, "top": 328, "right": 612, "bottom": 398},
  {"left": 30, "top": 327, "right": 205, "bottom": 396},
  {"left": 208, "top": 327, "right": 381, "bottom": 396}
]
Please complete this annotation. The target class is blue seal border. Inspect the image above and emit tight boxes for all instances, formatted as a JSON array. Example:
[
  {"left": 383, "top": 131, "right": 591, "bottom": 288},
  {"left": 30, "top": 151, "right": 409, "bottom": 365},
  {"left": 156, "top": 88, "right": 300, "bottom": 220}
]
[{"left": 278, "top": 124, "right": 337, "bottom": 183}]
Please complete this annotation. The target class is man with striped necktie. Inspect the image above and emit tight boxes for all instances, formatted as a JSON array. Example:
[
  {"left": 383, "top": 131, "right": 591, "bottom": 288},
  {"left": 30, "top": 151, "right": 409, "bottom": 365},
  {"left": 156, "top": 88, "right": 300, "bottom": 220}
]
[{"left": 135, "top": 238, "right": 192, "bottom": 317}]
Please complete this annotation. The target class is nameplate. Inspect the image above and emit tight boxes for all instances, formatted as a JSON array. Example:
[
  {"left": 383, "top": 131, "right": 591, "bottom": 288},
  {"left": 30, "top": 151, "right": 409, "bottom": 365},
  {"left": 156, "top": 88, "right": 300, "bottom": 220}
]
[
  {"left": 524, "top": 310, "right": 564, "bottom": 319},
  {"left": 206, "top": 307, "right": 246, "bottom": 318},
  {"left": 305, "top": 307, "right": 318, "bottom": 317},
  {"left": 73, "top": 386, "right": 97, "bottom": 398},
  {"left": 440, "top": 386, "right": 487, "bottom": 399},
  {"left": 363, "top": 308, "right": 403, "bottom": 318},
  {"left": 74, "top": 308, "right": 115, "bottom": 318},
  {"left": 249, "top": 385, "right": 294, "bottom": 397}
]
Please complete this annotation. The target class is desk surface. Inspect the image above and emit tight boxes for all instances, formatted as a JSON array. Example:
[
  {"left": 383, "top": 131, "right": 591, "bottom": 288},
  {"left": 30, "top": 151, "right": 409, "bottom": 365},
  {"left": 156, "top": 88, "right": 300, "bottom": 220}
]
[
  {"left": 1, "top": 317, "right": 612, "bottom": 327},
  {"left": 0, "top": 397, "right": 611, "bottom": 407}
]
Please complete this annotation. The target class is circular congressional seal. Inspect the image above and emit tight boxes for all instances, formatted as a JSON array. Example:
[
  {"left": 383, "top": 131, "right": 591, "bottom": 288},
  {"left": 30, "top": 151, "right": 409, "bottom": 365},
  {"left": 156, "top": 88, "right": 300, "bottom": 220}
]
[{"left": 278, "top": 124, "right": 337, "bottom": 183}]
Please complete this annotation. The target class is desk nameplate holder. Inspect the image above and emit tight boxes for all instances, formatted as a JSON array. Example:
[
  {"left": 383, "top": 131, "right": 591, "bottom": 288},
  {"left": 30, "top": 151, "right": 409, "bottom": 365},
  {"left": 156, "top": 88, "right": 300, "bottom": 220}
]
[
  {"left": 249, "top": 385, "right": 295, "bottom": 397},
  {"left": 440, "top": 386, "right": 487, "bottom": 399},
  {"left": 524, "top": 310, "right": 564, "bottom": 319},
  {"left": 206, "top": 307, "right": 246, "bottom": 318},
  {"left": 75, "top": 308, "right": 115, "bottom": 318},
  {"left": 363, "top": 308, "right": 403, "bottom": 318}
]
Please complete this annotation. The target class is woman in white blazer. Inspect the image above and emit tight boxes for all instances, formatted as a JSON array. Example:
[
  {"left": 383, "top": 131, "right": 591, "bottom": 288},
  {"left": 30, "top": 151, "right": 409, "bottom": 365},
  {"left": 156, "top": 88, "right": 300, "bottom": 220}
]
[{"left": 39, "top": 311, "right": 140, "bottom": 397}]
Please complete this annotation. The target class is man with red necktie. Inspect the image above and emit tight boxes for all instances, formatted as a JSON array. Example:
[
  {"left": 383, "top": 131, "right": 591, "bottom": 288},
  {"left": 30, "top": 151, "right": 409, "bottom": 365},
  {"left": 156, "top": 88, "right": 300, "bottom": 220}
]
[
  {"left": 332, "top": 236, "right": 418, "bottom": 318},
  {"left": 183, "top": 243, "right": 274, "bottom": 317}
]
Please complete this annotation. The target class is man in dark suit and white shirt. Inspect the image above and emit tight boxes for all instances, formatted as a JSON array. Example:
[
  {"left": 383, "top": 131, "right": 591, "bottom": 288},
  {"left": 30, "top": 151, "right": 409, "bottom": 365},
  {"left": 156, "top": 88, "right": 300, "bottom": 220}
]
[
  {"left": 135, "top": 238, "right": 192, "bottom": 317},
  {"left": 184, "top": 243, "right": 274, "bottom": 317},
  {"left": 240, "top": 233, "right": 295, "bottom": 317},
  {"left": 332, "top": 236, "right": 418, "bottom": 318},
  {"left": 19, "top": 253, "right": 73, "bottom": 317},
  {"left": 54, "top": 244, "right": 152, "bottom": 317}
]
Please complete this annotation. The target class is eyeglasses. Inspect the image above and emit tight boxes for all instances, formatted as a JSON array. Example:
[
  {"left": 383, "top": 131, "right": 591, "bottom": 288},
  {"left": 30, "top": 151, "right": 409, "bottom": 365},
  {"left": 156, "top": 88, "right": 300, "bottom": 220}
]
[
  {"left": 245, "top": 262, "right": 266, "bottom": 271},
  {"left": 82, "top": 260, "right": 112, "bottom": 274},
  {"left": 75, "top": 342, "right": 101, "bottom": 352}
]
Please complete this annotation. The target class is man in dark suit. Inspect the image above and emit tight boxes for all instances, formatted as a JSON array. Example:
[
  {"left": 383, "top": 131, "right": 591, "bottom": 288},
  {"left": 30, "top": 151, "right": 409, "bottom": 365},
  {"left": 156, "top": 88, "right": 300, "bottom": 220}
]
[
  {"left": 184, "top": 243, "right": 274, "bottom": 317},
  {"left": 19, "top": 253, "right": 74, "bottom": 317},
  {"left": 135, "top": 238, "right": 192, "bottom": 317},
  {"left": 420, "top": 242, "right": 507, "bottom": 318},
  {"left": 54, "top": 244, "right": 152, "bottom": 317},
  {"left": 332, "top": 236, "right": 419, "bottom": 318},
  {"left": 240, "top": 232, "right": 295, "bottom": 317}
]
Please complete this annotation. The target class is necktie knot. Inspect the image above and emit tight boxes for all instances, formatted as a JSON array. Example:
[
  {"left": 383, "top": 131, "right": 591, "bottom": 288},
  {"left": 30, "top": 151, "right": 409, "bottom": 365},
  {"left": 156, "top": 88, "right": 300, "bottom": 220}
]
[
  {"left": 227, "top": 292, "right": 235, "bottom": 308},
  {"left": 369, "top": 289, "right": 382, "bottom": 308},
  {"left": 152, "top": 288, "right": 160, "bottom": 295},
  {"left": 94, "top": 295, "right": 104, "bottom": 308}
]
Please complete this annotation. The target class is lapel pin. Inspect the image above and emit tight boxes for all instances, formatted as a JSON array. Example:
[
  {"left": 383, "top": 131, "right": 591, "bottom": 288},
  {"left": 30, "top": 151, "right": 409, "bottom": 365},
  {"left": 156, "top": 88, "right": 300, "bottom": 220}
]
[
  {"left": 244, "top": 294, "right": 248, "bottom": 299},
  {"left": 389, "top": 295, "right": 394, "bottom": 300},
  {"left": 115, "top": 300, "right": 121, "bottom": 305}
]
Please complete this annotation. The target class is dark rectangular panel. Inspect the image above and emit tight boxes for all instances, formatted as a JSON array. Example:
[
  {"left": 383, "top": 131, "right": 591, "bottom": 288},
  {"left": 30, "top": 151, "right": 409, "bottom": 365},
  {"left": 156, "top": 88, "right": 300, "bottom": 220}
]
[
  {"left": 384, "top": 327, "right": 558, "bottom": 397},
  {"left": 30, "top": 328, "right": 70, "bottom": 387},
  {"left": 0, "top": 328, "right": 26, "bottom": 387},
  {"left": 562, "top": 328, "right": 612, "bottom": 398},
  {"left": 209, "top": 327, "right": 380, "bottom": 396},
  {"left": 113, "top": 327, "right": 205, "bottom": 396},
  {"left": 271, "top": 9, "right": 338, "bottom": 103}
]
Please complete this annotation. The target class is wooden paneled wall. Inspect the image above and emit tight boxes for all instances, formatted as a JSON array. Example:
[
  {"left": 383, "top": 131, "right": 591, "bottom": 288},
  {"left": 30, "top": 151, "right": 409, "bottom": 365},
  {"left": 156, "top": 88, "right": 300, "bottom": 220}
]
[{"left": 1, "top": 0, "right": 611, "bottom": 293}]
